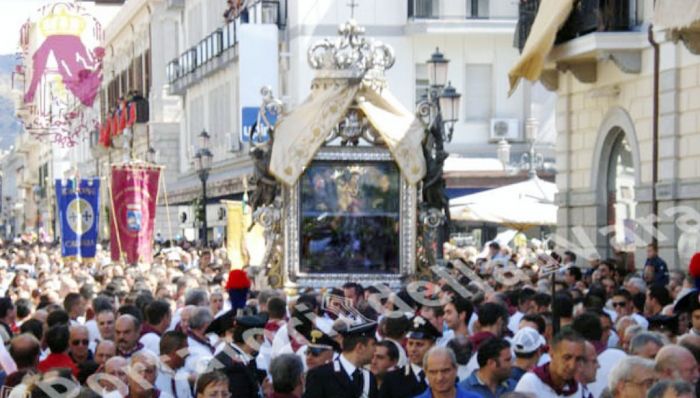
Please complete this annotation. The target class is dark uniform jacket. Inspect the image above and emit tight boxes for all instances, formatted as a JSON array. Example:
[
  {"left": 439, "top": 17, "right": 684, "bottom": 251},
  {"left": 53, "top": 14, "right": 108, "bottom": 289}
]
[
  {"left": 303, "top": 357, "right": 378, "bottom": 398},
  {"left": 209, "top": 343, "right": 264, "bottom": 398},
  {"left": 378, "top": 364, "right": 427, "bottom": 398}
]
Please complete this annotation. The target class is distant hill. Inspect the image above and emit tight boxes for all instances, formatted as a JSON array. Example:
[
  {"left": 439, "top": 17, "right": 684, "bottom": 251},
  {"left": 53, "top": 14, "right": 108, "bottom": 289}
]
[{"left": 0, "top": 54, "right": 20, "bottom": 150}]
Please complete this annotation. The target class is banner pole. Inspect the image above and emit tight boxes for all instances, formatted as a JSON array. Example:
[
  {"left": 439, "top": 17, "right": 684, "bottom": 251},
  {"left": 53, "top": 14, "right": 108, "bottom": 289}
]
[
  {"left": 74, "top": 178, "right": 82, "bottom": 260},
  {"left": 107, "top": 167, "right": 125, "bottom": 264},
  {"left": 159, "top": 168, "right": 174, "bottom": 243}
]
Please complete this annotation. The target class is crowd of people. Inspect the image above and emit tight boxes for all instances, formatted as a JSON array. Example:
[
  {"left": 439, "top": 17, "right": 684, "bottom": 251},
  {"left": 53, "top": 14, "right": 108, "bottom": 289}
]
[{"left": 0, "top": 237, "right": 696, "bottom": 398}]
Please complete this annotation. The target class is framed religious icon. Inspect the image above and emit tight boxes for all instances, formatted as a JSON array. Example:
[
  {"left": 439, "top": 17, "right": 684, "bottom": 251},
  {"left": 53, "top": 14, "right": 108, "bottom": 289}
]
[
  {"left": 283, "top": 147, "right": 416, "bottom": 288},
  {"left": 300, "top": 160, "right": 400, "bottom": 274}
]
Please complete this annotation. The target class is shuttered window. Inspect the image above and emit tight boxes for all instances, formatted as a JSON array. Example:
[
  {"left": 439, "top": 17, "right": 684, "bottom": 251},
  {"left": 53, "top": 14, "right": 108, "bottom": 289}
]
[
  {"left": 464, "top": 64, "right": 492, "bottom": 120},
  {"left": 208, "top": 82, "right": 231, "bottom": 158}
]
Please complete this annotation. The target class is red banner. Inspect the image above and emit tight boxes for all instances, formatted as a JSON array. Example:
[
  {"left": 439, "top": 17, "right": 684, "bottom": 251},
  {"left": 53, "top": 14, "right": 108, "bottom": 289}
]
[{"left": 110, "top": 165, "right": 161, "bottom": 264}]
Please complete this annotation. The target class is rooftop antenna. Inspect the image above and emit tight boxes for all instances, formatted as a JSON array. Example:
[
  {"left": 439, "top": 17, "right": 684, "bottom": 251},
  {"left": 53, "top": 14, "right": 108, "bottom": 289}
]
[{"left": 348, "top": 0, "right": 359, "bottom": 19}]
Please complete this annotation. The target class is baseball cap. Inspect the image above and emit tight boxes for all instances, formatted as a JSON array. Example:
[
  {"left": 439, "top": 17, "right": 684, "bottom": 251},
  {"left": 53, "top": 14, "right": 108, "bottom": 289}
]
[{"left": 511, "top": 326, "right": 545, "bottom": 355}]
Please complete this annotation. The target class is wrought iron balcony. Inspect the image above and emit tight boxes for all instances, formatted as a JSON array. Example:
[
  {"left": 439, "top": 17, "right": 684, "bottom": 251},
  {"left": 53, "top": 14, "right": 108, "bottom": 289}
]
[
  {"left": 408, "top": 0, "right": 516, "bottom": 20},
  {"left": 166, "top": 0, "right": 287, "bottom": 89},
  {"left": 516, "top": 0, "right": 644, "bottom": 52}
]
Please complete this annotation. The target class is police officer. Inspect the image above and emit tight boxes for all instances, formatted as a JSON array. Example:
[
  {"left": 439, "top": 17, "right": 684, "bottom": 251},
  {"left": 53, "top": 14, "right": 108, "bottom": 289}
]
[
  {"left": 303, "top": 321, "right": 379, "bottom": 398},
  {"left": 379, "top": 316, "right": 442, "bottom": 398},
  {"left": 209, "top": 314, "right": 267, "bottom": 398},
  {"left": 301, "top": 328, "right": 341, "bottom": 370}
]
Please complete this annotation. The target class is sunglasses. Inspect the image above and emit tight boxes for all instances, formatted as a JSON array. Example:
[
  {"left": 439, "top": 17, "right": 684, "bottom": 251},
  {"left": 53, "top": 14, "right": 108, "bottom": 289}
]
[
  {"left": 612, "top": 301, "right": 627, "bottom": 308},
  {"left": 71, "top": 339, "right": 89, "bottom": 346}
]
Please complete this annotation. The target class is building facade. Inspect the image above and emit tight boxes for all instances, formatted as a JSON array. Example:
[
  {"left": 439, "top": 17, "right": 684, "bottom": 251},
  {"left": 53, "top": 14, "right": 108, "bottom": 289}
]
[
  {"left": 518, "top": 0, "right": 700, "bottom": 268},
  {"left": 74, "top": 0, "right": 181, "bottom": 240},
  {"left": 164, "top": 0, "right": 555, "bottom": 242}
]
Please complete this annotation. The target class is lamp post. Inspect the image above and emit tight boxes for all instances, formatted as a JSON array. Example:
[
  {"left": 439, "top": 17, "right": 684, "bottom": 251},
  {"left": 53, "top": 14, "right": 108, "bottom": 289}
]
[
  {"left": 194, "top": 130, "right": 213, "bottom": 247},
  {"left": 145, "top": 146, "right": 157, "bottom": 164},
  {"left": 497, "top": 117, "right": 545, "bottom": 177},
  {"left": 417, "top": 47, "right": 462, "bottom": 262}
]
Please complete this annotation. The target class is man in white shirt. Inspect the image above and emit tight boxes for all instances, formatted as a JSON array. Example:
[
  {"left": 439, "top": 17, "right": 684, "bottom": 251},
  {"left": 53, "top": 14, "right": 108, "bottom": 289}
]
[
  {"left": 85, "top": 297, "right": 112, "bottom": 348},
  {"left": 571, "top": 311, "right": 627, "bottom": 398},
  {"left": 507, "top": 288, "right": 536, "bottom": 335},
  {"left": 156, "top": 331, "right": 192, "bottom": 398},
  {"left": 91, "top": 308, "right": 116, "bottom": 353},
  {"left": 63, "top": 293, "right": 86, "bottom": 326},
  {"left": 516, "top": 329, "right": 587, "bottom": 398},
  {"left": 115, "top": 314, "right": 153, "bottom": 361},
  {"left": 610, "top": 289, "right": 648, "bottom": 329},
  {"left": 140, "top": 300, "right": 172, "bottom": 355},
  {"left": 184, "top": 307, "right": 215, "bottom": 374}
]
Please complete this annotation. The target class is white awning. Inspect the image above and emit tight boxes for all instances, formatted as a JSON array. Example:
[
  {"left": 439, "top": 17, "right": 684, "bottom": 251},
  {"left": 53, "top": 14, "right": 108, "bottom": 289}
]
[
  {"left": 450, "top": 177, "right": 558, "bottom": 229},
  {"left": 653, "top": 0, "right": 700, "bottom": 30},
  {"left": 508, "top": 0, "right": 575, "bottom": 95},
  {"left": 270, "top": 83, "right": 426, "bottom": 186}
]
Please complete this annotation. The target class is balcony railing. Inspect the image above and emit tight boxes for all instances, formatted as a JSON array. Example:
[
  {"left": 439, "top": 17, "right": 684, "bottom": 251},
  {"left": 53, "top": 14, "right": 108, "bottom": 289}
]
[
  {"left": 408, "top": 0, "right": 515, "bottom": 20},
  {"left": 167, "top": 0, "right": 286, "bottom": 86},
  {"left": 516, "top": 0, "right": 645, "bottom": 52}
]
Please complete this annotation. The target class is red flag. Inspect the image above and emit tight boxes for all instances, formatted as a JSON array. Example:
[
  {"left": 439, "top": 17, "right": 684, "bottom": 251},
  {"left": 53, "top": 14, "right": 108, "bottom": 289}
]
[
  {"left": 99, "top": 123, "right": 108, "bottom": 147},
  {"left": 118, "top": 101, "right": 127, "bottom": 131},
  {"left": 111, "top": 112, "right": 120, "bottom": 136},
  {"left": 127, "top": 101, "right": 137, "bottom": 126},
  {"left": 104, "top": 119, "right": 112, "bottom": 142},
  {"left": 110, "top": 165, "right": 161, "bottom": 264}
]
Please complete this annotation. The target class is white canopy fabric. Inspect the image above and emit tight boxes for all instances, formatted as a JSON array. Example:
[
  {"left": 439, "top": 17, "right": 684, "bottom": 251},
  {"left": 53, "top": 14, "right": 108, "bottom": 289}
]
[
  {"left": 653, "top": 0, "right": 700, "bottom": 30},
  {"left": 269, "top": 82, "right": 427, "bottom": 187},
  {"left": 451, "top": 177, "right": 558, "bottom": 229},
  {"left": 508, "top": 0, "right": 575, "bottom": 95},
  {"left": 269, "top": 82, "right": 358, "bottom": 186}
]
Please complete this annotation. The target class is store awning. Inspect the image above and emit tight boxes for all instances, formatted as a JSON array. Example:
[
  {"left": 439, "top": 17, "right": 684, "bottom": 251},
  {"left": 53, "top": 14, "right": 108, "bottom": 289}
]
[
  {"left": 269, "top": 82, "right": 427, "bottom": 187},
  {"left": 653, "top": 0, "right": 700, "bottom": 30},
  {"left": 450, "top": 177, "right": 558, "bottom": 229},
  {"left": 508, "top": 0, "right": 575, "bottom": 95}
]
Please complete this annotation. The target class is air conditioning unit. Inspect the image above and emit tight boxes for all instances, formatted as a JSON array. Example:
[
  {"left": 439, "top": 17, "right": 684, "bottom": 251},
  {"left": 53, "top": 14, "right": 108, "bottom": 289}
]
[
  {"left": 178, "top": 206, "right": 192, "bottom": 228},
  {"left": 206, "top": 204, "right": 227, "bottom": 226},
  {"left": 489, "top": 118, "right": 521, "bottom": 142}
]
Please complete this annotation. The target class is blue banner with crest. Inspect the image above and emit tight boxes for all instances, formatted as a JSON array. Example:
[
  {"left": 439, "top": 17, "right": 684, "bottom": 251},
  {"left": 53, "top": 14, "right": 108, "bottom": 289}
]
[{"left": 55, "top": 178, "right": 100, "bottom": 259}]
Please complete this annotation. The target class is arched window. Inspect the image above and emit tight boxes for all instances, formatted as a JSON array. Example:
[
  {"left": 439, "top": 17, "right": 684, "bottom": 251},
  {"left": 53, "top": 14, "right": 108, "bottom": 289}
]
[{"left": 606, "top": 130, "right": 636, "bottom": 256}]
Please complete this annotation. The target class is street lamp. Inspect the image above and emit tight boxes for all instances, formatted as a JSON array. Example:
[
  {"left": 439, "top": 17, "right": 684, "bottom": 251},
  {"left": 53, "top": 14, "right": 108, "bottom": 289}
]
[
  {"left": 145, "top": 147, "right": 157, "bottom": 164},
  {"left": 427, "top": 48, "right": 449, "bottom": 88},
  {"left": 417, "top": 48, "right": 462, "bottom": 262},
  {"left": 497, "top": 117, "right": 545, "bottom": 178},
  {"left": 194, "top": 130, "right": 213, "bottom": 247}
]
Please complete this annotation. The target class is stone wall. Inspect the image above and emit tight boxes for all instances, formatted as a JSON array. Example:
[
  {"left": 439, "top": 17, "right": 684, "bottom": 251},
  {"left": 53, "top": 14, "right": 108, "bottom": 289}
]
[{"left": 555, "top": 40, "right": 700, "bottom": 270}]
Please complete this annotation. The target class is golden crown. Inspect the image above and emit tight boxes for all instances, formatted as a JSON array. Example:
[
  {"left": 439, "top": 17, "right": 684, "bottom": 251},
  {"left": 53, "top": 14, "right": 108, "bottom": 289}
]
[{"left": 39, "top": 5, "right": 86, "bottom": 37}]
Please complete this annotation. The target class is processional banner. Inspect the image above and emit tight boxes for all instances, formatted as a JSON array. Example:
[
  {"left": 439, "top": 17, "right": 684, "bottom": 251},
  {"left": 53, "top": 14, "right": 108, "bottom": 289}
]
[
  {"left": 110, "top": 165, "right": 161, "bottom": 264},
  {"left": 224, "top": 200, "right": 266, "bottom": 268},
  {"left": 55, "top": 178, "right": 100, "bottom": 259}
]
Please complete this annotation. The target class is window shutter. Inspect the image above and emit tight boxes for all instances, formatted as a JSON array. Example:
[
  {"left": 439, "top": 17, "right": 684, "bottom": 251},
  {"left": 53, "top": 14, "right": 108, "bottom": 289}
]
[{"left": 464, "top": 64, "right": 492, "bottom": 120}]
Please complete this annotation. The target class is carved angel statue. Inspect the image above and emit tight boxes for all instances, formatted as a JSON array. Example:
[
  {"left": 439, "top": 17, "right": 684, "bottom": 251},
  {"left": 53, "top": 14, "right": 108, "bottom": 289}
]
[
  {"left": 248, "top": 86, "right": 283, "bottom": 215},
  {"left": 248, "top": 125, "right": 278, "bottom": 214}
]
